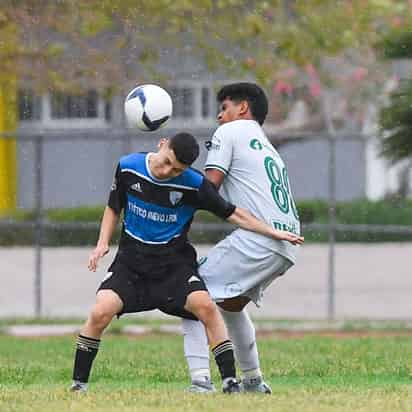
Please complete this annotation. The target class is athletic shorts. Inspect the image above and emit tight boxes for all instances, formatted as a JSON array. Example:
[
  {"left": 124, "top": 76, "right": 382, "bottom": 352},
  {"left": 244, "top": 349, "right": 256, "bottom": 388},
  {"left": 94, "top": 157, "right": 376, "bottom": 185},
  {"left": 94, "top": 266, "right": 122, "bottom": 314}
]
[
  {"left": 198, "top": 231, "right": 294, "bottom": 306},
  {"left": 97, "top": 255, "right": 208, "bottom": 320}
]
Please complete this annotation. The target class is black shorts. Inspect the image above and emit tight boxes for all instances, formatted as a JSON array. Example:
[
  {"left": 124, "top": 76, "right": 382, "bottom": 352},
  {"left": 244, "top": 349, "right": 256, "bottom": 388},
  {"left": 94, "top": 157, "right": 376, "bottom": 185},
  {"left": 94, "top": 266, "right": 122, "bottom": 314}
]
[{"left": 97, "top": 254, "right": 208, "bottom": 320}]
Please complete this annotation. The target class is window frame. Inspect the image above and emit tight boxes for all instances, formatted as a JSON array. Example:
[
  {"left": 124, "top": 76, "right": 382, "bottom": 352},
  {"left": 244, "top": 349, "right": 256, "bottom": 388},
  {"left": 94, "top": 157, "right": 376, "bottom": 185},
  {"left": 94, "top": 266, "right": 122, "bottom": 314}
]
[
  {"left": 18, "top": 89, "right": 111, "bottom": 129},
  {"left": 167, "top": 81, "right": 217, "bottom": 127}
]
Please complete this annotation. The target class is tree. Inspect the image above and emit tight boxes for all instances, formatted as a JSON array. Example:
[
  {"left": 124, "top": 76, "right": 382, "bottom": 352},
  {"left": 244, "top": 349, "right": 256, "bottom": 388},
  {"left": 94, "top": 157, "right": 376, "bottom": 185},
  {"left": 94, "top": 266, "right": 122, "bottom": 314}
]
[
  {"left": 379, "top": 29, "right": 412, "bottom": 163},
  {"left": 0, "top": 1, "right": 407, "bottom": 92}
]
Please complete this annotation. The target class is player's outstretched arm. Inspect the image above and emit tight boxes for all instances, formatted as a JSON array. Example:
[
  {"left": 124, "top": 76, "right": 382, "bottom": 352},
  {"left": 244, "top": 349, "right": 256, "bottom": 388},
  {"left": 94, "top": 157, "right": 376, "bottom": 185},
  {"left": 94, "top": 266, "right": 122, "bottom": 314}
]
[
  {"left": 88, "top": 206, "right": 120, "bottom": 272},
  {"left": 226, "top": 207, "right": 304, "bottom": 245}
]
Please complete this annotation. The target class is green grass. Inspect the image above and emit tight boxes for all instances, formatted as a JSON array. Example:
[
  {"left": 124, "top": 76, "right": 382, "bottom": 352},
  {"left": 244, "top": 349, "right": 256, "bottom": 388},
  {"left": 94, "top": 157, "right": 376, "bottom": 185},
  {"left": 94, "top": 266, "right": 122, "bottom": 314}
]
[
  {"left": 1, "top": 318, "right": 412, "bottom": 332},
  {"left": 1, "top": 334, "right": 412, "bottom": 411}
]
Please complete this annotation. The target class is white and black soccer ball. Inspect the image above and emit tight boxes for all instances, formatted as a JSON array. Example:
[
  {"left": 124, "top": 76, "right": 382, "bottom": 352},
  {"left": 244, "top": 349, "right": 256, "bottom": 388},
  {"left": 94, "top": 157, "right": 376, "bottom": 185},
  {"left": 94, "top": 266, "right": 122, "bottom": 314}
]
[{"left": 124, "top": 84, "right": 172, "bottom": 131}]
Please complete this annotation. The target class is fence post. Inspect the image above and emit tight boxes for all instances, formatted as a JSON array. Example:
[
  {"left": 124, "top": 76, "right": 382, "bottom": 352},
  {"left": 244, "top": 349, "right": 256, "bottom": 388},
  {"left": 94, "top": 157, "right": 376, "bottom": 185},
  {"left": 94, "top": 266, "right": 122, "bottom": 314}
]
[
  {"left": 34, "top": 135, "right": 44, "bottom": 318},
  {"left": 321, "top": 93, "right": 337, "bottom": 320},
  {"left": 0, "top": 80, "right": 17, "bottom": 215},
  {"left": 327, "top": 134, "right": 336, "bottom": 320}
]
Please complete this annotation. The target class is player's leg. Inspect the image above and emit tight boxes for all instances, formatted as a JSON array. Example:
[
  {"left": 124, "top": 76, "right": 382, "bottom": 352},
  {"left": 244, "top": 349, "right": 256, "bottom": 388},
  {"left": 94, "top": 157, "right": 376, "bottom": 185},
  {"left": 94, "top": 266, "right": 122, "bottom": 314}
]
[
  {"left": 218, "top": 299, "right": 271, "bottom": 394},
  {"left": 181, "top": 318, "right": 212, "bottom": 392},
  {"left": 217, "top": 253, "right": 294, "bottom": 393},
  {"left": 192, "top": 237, "right": 292, "bottom": 394},
  {"left": 71, "top": 289, "right": 123, "bottom": 392},
  {"left": 181, "top": 237, "right": 233, "bottom": 391},
  {"left": 184, "top": 290, "right": 240, "bottom": 393}
]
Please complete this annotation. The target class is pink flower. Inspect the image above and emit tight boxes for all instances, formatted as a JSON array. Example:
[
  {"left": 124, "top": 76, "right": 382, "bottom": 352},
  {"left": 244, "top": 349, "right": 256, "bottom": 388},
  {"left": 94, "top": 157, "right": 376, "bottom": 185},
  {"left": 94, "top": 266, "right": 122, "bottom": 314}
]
[
  {"left": 309, "top": 82, "right": 321, "bottom": 97},
  {"left": 284, "top": 68, "right": 296, "bottom": 78},
  {"left": 305, "top": 63, "right": 318, "bottom": 78},
  {"left": 274, "top": 80, "right": 293, "bottom": 95},
  {"left": 392, "top": 16, "right": 403, "bottom": 27},
  {"left": 351, "top": 67, "right": 368, "bottom": 82}
]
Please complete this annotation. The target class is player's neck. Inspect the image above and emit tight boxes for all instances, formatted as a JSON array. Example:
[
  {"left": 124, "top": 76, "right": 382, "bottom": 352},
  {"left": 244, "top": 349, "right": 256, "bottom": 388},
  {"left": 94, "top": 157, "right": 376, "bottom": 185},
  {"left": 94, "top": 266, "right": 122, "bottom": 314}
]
[
  {"left": 147, "top": 153, "right": 160, "bottom": 179},
  {"left": 146, "top": 153, "right": 170, "bottom": 181}
]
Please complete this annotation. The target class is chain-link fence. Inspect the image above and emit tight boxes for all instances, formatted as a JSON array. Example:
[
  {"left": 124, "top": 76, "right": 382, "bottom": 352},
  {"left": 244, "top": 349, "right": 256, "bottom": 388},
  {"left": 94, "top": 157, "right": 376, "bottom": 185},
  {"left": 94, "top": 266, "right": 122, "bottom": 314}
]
[{"left": 1, "top": 130, "right": 412, "bottom": 319}]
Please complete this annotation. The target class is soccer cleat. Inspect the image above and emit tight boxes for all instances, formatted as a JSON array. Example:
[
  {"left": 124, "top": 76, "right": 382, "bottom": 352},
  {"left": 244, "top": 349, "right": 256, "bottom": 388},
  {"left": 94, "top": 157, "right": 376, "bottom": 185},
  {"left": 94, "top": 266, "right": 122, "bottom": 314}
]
[
  {"left": 240, "top": 376, "right": 272, "bottom": 394},
  {"left": 70, "top": 382, "right": 88, "bottom": 393},
  {"left": 186, "top": 379, "right": 216, "bottom": 393},
  {"left": 222, "top": 377, "right": 241, "bottom": 394}
]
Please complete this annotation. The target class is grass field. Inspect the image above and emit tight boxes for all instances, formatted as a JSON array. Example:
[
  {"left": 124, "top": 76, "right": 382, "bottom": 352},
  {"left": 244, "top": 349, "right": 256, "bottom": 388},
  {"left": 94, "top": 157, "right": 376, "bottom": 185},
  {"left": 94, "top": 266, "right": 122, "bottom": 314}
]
[{"left": 1, "top": 333, "right": 412, "bottom": 412}]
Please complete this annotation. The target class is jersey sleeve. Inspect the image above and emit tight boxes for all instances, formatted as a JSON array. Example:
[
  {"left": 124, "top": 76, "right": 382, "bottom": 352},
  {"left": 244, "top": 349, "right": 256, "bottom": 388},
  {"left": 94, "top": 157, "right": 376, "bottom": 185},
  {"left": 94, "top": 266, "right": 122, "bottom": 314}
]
[
  {"left": 204, "top": 127, "right": 233, "bottom": 175},
  {"left": 107, "top": 163, "right": 125, "bottom": 215},
  {"left": 195, "top": 178, "right": 236, "bottom": 219}
]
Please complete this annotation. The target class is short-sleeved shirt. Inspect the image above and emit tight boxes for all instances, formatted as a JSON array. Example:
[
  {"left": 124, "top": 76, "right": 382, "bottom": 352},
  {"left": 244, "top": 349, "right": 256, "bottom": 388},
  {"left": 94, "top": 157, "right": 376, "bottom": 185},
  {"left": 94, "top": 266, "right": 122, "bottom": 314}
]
[
  {"left": 108, "top": 152, "right": 235, "bottom": 269},
  {"left": 205, "top": 119, "right": 300, "bottom": 263}
]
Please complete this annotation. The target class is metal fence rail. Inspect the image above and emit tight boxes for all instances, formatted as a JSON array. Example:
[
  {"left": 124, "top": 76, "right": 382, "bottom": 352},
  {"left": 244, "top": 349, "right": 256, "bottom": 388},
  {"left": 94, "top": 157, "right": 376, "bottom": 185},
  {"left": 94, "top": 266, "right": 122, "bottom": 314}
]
[
  {"left": 3, "top": 220, "right": 412, "bottom": 234},
  {"left": 2, "top": 218, "right": 412, "bottom": 319},
  {"left": 1, "top": 130, "right": 411, "bottom": 319}
]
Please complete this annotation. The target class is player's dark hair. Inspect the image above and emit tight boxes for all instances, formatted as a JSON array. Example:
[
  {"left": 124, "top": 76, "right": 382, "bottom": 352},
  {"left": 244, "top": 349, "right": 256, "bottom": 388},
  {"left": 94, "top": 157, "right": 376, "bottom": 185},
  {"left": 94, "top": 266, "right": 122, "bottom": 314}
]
[
  {"left": 169, "top": 132, "right": 200, "bottom": 165},
  {"left": 217, "top": 82, "right": 268, "bottom": 125}
]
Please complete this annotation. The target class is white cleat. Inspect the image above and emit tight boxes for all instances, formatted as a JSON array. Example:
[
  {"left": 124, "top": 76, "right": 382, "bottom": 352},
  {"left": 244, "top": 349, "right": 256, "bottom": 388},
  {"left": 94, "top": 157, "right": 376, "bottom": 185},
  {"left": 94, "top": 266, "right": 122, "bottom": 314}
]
[
  {"left": 240, "top": 376, "right": 272, "bottom": 394},
  {"left": 70, "top": 381, "right": 88, "bottom": 393},
  {"left": 186, "top": 379, "right": 216, "bottom": 393}
]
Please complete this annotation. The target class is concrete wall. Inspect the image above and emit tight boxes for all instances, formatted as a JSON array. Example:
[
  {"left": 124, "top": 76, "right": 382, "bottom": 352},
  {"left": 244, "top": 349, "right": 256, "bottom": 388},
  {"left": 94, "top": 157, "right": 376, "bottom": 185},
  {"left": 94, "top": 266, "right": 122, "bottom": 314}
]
[
  {"left": 281, "top": 137, "right": 366, "bottom": 201},
  {"left": 16, "top": 129, "right": 366, "bottom": 209}
]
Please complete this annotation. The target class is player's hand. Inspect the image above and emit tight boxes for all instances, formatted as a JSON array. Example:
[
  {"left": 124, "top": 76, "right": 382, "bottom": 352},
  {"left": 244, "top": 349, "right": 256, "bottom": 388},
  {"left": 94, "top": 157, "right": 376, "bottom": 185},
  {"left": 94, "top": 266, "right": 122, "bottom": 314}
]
[
  {"left": 274, "top": 230, "right": 304, "bottom": 245},
  {"left": 88, "top": 245, "right": 109, "bottom": 272}
]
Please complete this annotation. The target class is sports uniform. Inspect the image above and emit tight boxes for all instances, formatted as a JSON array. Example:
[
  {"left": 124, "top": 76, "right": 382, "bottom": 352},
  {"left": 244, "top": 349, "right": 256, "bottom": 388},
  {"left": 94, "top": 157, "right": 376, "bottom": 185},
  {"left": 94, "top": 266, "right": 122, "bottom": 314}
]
[
  {"left": 201, "top": 119, "right": 300, "bottom": 304},
  {"left": 71, "top": 133, "right": 256, "bottom": 394},
  {"left": 181, "top": 84, "right": 303, "bottom": 395},
  {"left": 99, "top": 151, "right": 236, "bottom": 319}
]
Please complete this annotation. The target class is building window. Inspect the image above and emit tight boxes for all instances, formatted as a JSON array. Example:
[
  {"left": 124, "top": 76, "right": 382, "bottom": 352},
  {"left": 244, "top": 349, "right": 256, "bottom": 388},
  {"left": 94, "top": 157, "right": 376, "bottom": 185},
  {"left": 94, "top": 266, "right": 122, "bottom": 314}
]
[
  {"left": 51, "top": 90, "right": 98, "bottom": 119},
  {"left": 104, "top": 100, "right": 112, "bottom": 122},
  {"left": 18, "top": 89, "right": 41, "bottom": 121},
  {"left": 201, "top": 87, "right": 210, "bottom": 118},
  {"left": 169, "top": 87, "right": 194, "bottom": 118}
]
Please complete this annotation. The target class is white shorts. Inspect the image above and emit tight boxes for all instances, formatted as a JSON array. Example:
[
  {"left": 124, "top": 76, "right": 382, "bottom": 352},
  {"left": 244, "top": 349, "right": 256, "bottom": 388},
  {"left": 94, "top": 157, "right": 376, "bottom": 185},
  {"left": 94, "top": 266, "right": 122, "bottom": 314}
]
[{"left": 198, "top": 230, "right": 293, "bottom": 306}]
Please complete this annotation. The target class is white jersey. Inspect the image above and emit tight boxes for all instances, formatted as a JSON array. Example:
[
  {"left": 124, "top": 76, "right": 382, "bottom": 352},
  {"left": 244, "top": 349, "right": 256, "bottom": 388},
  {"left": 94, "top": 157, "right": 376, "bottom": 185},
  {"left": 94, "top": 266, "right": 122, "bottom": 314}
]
[{"left": 205, "top": 119, "right": 300, "bottom": 263}]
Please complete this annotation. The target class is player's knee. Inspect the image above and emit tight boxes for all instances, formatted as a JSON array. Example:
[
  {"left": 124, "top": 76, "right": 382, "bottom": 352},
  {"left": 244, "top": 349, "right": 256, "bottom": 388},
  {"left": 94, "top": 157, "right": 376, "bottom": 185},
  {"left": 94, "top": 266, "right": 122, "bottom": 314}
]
[
  {"left": 89, "top": 305, "right": 114, "bottom": 330},
  {"left": 194, "top": 299, "right": 218, "bottom": 323}
]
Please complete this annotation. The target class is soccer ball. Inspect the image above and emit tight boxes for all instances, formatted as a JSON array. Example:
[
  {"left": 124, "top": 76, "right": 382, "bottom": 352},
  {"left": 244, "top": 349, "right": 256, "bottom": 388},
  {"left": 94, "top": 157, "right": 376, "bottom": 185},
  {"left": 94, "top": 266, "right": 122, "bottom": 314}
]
[{"left": 124, "top": 84, "right": 173, "bottom": 131}]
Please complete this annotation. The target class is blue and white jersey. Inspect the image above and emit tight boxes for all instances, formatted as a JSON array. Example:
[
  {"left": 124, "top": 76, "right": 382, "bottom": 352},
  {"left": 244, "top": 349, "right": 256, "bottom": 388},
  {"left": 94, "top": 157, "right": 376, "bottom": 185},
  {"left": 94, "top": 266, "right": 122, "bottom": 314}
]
[{"left": 108, "top": 152, "right": 235, "bottom": 254}]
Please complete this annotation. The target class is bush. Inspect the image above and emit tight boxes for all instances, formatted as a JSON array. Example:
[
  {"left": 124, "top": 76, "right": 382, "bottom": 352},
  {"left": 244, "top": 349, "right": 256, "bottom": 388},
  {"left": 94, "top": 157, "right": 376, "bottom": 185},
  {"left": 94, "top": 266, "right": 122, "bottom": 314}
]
[
  {"left": 335, "top": 198, "right": 412, "bottom": 225},
  {"left": 46, "top": 206, "right": 105, "bottom": 222},
  {"left": 1, "top": 199, "right": 412, "bottom": 245}
]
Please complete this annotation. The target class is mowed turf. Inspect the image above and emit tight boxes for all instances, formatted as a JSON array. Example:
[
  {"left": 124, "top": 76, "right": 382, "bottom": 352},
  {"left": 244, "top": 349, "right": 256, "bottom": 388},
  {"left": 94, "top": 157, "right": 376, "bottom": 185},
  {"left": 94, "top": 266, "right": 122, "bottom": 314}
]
[{"left": 0, "top": 333, "right": 412, "bottom": 412}]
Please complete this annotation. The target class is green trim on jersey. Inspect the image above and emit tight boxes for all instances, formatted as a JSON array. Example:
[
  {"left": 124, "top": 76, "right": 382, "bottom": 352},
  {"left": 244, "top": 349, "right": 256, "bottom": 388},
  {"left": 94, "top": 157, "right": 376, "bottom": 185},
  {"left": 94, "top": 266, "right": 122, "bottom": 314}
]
[{"left": 204, "top": 164, "right": 228, "bottom": 175}]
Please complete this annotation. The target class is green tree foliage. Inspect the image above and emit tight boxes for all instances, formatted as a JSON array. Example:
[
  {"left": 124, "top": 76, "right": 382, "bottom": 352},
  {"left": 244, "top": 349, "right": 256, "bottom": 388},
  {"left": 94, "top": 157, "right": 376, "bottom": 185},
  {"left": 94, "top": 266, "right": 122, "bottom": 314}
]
[
  {"left": 381, "top": 30, "right": 412, "bottom": 59},
  {"left": 0, "top": 0, "right": 407, "bottom": 92},
  {"left": 380, "top": 80, "right": 412, "bottom": 162},
  {"left": 378, "top": 28, "right": 412, "bottom": 163}
]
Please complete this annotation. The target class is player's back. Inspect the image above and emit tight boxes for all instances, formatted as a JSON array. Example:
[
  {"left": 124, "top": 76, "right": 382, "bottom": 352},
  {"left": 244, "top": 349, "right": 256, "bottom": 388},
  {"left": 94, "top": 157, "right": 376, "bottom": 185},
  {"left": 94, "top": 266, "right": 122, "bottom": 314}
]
[{"left": 205, "top": 119, "right": 300, "bottom": 262}]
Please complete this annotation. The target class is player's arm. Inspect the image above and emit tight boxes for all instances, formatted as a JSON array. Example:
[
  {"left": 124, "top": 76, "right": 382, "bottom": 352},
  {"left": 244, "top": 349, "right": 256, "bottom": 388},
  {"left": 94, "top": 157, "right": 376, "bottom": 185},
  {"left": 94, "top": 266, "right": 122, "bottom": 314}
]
[
  {"left": 88, "top": 206, "right": 120, "bottom": 272},
  {"left": 204, "top": 128, "right": 231, "bottom": 189},
  {"left": 88, "top": 164, "right": 124, "bottom": 272},
  {"left": 226, "top": 207, "right": 304, "bottom": 245},
  {"left": 205, "top": 168, "right": 225, "bottom": 190},
  {"left": 197, "top": 178, "right": 304, "bottom": 246}
]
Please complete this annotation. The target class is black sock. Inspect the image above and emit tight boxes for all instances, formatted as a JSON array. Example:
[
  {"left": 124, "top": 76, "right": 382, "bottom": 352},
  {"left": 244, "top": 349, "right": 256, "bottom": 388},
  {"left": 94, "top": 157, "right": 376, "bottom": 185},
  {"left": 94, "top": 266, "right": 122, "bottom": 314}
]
[
  {"left": 72, "top": 334, "right": 100, "bottom": 383},
  {"left": 212, "top": 340, "right": 236, "bottom": 381}
]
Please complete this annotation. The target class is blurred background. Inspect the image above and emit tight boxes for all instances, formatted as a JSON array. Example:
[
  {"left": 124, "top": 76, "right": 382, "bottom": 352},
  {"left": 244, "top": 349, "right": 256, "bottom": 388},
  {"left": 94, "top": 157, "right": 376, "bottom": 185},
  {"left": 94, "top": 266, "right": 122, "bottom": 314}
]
[{"left": 1, "top": 0, "right": 412, "bottom": 321}]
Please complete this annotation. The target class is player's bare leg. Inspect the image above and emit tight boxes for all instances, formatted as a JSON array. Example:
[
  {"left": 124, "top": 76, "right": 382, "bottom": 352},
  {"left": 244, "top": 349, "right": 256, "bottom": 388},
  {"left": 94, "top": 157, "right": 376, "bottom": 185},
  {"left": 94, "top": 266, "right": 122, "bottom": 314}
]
[
  {"left": 71, "top": 290, "right": 123, "bottom": 392},
  {"left": 185, "top": 291, "right": 240, "bottom": 393}
]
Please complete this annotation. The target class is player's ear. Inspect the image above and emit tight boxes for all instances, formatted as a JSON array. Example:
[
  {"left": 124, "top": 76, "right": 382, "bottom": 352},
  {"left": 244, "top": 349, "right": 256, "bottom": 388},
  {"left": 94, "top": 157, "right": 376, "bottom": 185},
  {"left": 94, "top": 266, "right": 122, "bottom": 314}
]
[
  {"left": 239, "top": 100, "right": 249, "bottom": 116},
  {"left": 158, "top": 138, "right": 168, "bottom": 149}
]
